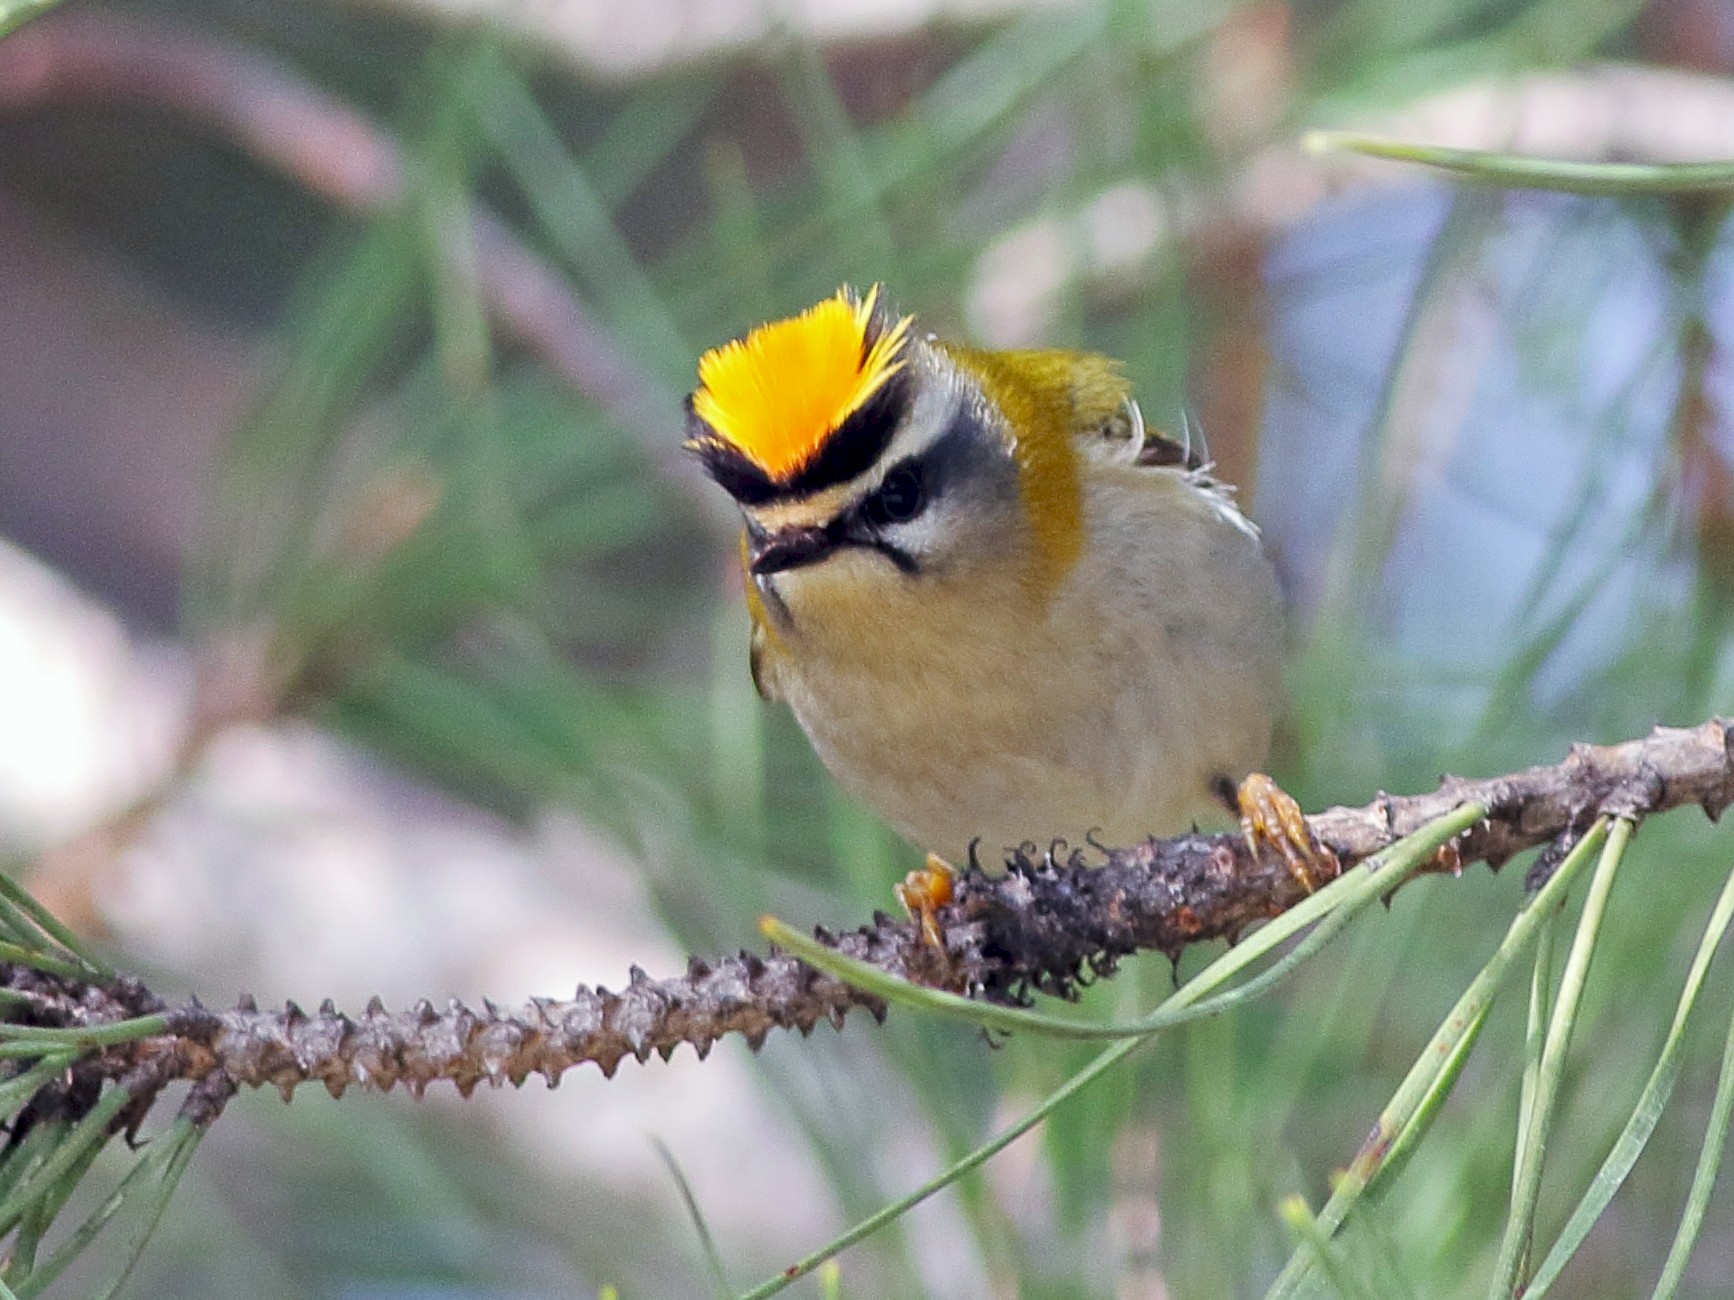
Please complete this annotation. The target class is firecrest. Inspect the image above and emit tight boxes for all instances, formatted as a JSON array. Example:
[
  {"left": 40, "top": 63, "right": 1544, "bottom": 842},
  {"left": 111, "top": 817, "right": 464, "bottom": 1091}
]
[{"left": 685, "top": 286, "right": 1321, "bottom": 912}]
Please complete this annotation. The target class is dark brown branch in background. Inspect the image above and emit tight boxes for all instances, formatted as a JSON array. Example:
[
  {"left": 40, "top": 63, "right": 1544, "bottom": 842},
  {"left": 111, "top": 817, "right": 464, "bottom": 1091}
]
[
  {"left": 0, "top": 12, "right": 678, "bottom": 453},
  {"left": 19, "top": 14, "right": 1734, "bottom": 498},
  {"left": 8, "top": 720, "right": 1732, "bottom": 1132},
  {"left": 0, "top": 9, "right": 712, "bottom": 934}
]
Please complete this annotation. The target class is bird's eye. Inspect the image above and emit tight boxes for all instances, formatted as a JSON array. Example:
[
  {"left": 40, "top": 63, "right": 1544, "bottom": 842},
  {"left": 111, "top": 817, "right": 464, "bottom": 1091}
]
[{"left": 865, "top": 464, "right": 926, "bottom": 526}]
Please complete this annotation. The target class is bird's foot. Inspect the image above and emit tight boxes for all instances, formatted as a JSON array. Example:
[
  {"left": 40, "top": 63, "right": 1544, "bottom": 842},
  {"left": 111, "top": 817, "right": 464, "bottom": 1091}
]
[
  {"left": 1235, "top": 772, "right": 1338, "bottom": 893},
  {"left": 895, "top": 853, "right": 956, "bottom": 953}
]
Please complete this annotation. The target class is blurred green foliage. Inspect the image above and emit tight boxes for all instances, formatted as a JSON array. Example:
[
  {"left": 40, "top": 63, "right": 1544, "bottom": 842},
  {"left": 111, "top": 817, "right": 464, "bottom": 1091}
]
[{"left": 7, "top": 0, "right": 1734, "bottom": 1295}]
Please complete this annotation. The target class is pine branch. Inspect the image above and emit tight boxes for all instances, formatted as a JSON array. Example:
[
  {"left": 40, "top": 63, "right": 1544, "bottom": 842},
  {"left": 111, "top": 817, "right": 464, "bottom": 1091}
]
[{"left": 4, "top": 720, "right": 1730, "bottom": 1129}]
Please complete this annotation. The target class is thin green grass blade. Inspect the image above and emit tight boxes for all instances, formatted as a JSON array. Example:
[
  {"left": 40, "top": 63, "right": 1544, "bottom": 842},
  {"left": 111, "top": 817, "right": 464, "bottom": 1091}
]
[
  {"left": 741, "top": 810, "right": 1484, "bottom": 1299},
  {"left": 26, "top": 1124, "right": 105, "bottom": 1233},
  {"left": 0, "top": 1084, "right": 133, "bottom": 1238},
  {"left": 1472, "top": 495, "right": 1663, "bottom": 750},
  {"left": 1512, "top": 913, "right": 1558, "bottom": 1206},
  {"left": 698, "top": 145, "right": 778, "bottom": 327},
  {"left": 87, "top": 1120, "right": 203, "bottom": 1300},
  {"left": 184, "top": 218, "right": 425, "bottom": 632},
  {"left": 1526, "top": 860, "right": 1734, "bottom": 1296},
  {"left": 1648, "top": 963, "right": 1734, "bottom": 1299},
  {"left": 0, "top": 944, "right": 91, "bottom": 984},
  {"left": 653, "top": 1138, "right": 732, "bottom": 1299},
  {"left": 0, "top": 873, "right": 113, "bottom": 981},
  {"left": 1264, "top": 899, "right": 1423, "bottom": 1142},
  {"left": 737, "top": 1024, "right": 1142, "bottom": 1299},
  {"left": 7, "top": 1131, "right": 105, "bottom": 1280},
  {"left": 8, "top": 1195, "right": 49, "bottom": 1277},
  {"left": 464, "top": 48, "right": 691, "bottom": 381},
  {"left": 1471, "top": 242, "right": 1688, "bottom": 745},
  {"left": 1306, "top": 132, "right": 1734, "bottom": 195},
  {"left": 764, "top": 805, "right": 1482, "bottom": 1039},
  {"left": 778, "top": 37, "right": 897, "bottom": 272},
  {"left": 409, "top": 128, "right": 549, "bottom": 614},
  {"left": 1267, "top": 819, "right": 1614, "bottom": 1300},
  {"left": 0, "top": 896, "right": 58, "bottom": 957},
  {"left": 582, "top": 76, "right": 720, "bottom": 211},
  {"left": 1491, "top": 818, "right": 1633, "bottom": 1297},
  {"left": 764, "top": 897, "right": 1347, "bottom": 1041},
  {"left": 0, "top": 1056, "right": 79, "bottom": 1124},
  {"left": 0, "top": 1123, "right": 60, "bottom": 1211},
  {"left": 1369, "top": 997, "right": 1495, "bottom": 1196},
  {"left": 0, "top": 1016, "right": 169, "bottom": 1046},
  {"left": 12, "top": 1151, "right": 144, "bottom": 1300},
  {"left": 419, "top": 169, "right": 495, "bottom": 400},
  {"left": 0, "top": 910, "right": 43, "bottom": 954},
  {"left": 1279, "top": 1195, "right": 1383, "bottom": 1300},
  {"left": 648, "top": 5, "right": 1124, "bottom": 301},
  {"left": 0, "top": 0, "right": 58, "bottom": 40},
  {"left": 1305, "top": 187, "right": 1504, "bottom": 637}
]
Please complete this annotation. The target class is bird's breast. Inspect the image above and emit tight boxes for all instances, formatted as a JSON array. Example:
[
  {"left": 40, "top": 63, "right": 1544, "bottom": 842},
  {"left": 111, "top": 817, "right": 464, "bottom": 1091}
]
[{"left": 762, "top": 469, "right": 1286, "bottom": 859}]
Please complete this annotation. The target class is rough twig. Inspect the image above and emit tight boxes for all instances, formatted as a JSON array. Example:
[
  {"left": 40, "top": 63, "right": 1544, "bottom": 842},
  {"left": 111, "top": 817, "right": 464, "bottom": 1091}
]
[{"left": 4, "top": 719, "right": 1731, "bottom": 1127}]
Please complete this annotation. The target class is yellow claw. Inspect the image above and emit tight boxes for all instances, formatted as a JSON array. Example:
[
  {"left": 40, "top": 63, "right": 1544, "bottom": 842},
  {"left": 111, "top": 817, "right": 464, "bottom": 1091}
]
[
  {"left": 895, "top": 853, "right": 956, "bottom": 953},
  {"left": 1237, "top": 772, "right": 1338, "bottom": 893}
]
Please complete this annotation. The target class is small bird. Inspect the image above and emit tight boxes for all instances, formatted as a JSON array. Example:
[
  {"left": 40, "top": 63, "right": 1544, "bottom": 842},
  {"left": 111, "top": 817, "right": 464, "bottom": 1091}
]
[{"left": 686, "top": 286, "right": 1321, "bottom": 930}]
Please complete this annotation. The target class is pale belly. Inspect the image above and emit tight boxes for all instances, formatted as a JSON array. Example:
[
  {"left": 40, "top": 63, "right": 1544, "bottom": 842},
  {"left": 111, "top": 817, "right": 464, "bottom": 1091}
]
[
  {"left": 760, "top": 469, "right": 1286, "bottom": 861},
  {"left": 777, "top": 604, "right": 1278, "bottom": 862}
]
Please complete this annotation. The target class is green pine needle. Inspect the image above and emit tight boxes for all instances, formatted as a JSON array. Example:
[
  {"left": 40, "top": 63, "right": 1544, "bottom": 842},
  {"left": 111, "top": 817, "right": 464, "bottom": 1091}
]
[
  {"left": 653, "top": 1137, "right": 733, "bottom": 1299},
  {"left": 1649, "top": 964, "right": 1734, "bottom": 1298},
  {"left": 0, "top": 1016, "right": 170, "bottom": 1047},
  {"left": 740, "top": 806, "right": 1482, "bottom": 1299},
  {"left": 1491, "top": 817, "right": 1634, "bottom": 1296},
  {"left": 1280, "top": 1195, "right": 1384, "bottom": 1300},
  {"left": 87, "top": 1121, "right": 204, "bottom": 1300},
  {"left": 1525, "top": 859, "right": 1734, "bottom": 1295},
  {"left": 0, "top": 1057, "right": 78, "bottom": 1126},
  {"left": 0, "top": 872, "right": 113, "bottom": 982},
  {"left": 1268, "top": 819, "right": 1615, "bottom": 1299},
  {"left": 0, "top": 1086, "right": 133, "bottom": 1240},
  {"left": 0, "top": 943, "right": 90, "bottom": 985},
  {"left": 764, "top": 803, "right": 1484, "bottom": 1041},
  {"left": 1306, "top": 132, "right": 1734, "bottom": 196},
  {"left": 0, "top": 0, "right": 58, "bottom": 41}
]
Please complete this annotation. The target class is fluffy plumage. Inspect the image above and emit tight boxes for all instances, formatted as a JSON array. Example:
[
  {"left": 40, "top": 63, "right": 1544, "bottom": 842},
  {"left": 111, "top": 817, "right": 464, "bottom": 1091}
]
[{"left": 689, "top": 289, "right": 1284, "bottom": 861}]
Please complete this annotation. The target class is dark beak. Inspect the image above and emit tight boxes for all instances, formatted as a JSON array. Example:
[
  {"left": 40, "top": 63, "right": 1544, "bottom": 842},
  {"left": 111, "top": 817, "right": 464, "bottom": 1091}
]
[{"left": 749, "top": 525, "right": 838, "bottom": 576}]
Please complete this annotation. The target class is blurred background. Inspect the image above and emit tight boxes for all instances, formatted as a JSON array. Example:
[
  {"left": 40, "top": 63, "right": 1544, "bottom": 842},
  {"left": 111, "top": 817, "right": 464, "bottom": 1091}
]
[{"left": 3, "top": 0, "right": 1734, "bottom": 1295}]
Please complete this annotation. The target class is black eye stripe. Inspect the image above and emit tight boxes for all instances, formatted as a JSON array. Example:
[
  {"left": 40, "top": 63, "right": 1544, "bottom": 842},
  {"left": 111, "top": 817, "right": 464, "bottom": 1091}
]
[{"left": 783, "top": 368, "right": 911, "bottom": 497}]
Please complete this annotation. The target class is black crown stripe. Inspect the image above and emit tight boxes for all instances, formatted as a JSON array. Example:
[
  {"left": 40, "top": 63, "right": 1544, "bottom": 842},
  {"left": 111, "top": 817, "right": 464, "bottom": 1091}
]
[{"left": 685, "top": 365, "right": 912, "bottom": 506}]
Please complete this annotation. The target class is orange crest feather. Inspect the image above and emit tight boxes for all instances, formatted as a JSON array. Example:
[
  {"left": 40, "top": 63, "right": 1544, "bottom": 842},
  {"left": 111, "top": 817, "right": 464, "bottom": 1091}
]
[{"left": 690, "top": 287, "right": 912, "bottom": 482}]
